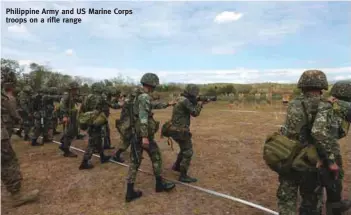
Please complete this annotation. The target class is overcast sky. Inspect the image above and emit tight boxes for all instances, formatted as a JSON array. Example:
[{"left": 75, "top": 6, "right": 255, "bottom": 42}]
[{"left": 1, "top": 1, "right": 351, "bottom": 84}]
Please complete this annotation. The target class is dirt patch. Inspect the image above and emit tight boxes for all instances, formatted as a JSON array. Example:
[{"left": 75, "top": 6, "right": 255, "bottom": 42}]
[{"left": 2, "top": 103, "right": 350, "bottom": 215}]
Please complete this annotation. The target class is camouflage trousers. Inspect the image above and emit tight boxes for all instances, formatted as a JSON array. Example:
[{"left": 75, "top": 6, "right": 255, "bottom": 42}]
[
  {"left": 325, "top": 155, "right": 344, "bottom": 214},
  {"left": 118, "top": 134, "right": 131, "bottom": 151},
  {"left": 1, "top": 138, "right": 22, "bottom": 194},
  {"left": 21, "top": 115, "right": 33, "bottom": 136},
  {"left": 31, "top": 111, "right": 53, "bottom": 140},
  {"left": 103, "top": 123, "right": 112, "bottom": 148},
  {"left": 127, "top": 139, "right": 162, "bottom": 183},
  {"left": 277, "top": 173, "right": 323, "bottom": 215},
  {"left": 60, "top": 116, "right": 78, "bottom": 150},
  {"left": 171, "top": 134, "right": 193, "bottom": 174},
  {"left": 83, "top": 126, "right": 104, "bottom": 161}
]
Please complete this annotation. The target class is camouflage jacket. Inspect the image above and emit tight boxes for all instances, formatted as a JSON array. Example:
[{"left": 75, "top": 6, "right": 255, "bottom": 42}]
[
  {"left": 311, "top": 100, "right": 351, "bottom": 163},
  {"left": 133, "top": 88, "right": 170, "bottom": 138},
  {"left": 1, "top": 93, "right": 22, "bottom": 131},
  {"left": 18, "top": 91, "right": 32, "bottom": 113},
  {"left": 60, "top": 92, "right": 78, "bottom": 118},
  {"left": 171, "top": 96, "right": 202, "bottom": 128}
]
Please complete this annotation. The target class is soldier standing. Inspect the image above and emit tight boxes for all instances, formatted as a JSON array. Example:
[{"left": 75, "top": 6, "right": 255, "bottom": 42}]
[
  {"left": 166, "top": 84, "right": 204, "bottom": 183},
  {"left": 311, "top": 80, "right": 351, "bottom": 215},
  {"left": 58, "top": 81, "right": 80, "bottom": 157},
  {"left": 17, "top": 86, "right": 34, "bottom": 141},
  {"left": 78, "top": 83, "right": 114, "bottom": 169},
  {"left": 125, "top": 73, "right": 175, "bottom": 203},
  {"left": 1, "top": 69, "right": 39, "bottom": 207},
  {"left": 278, "top": 70, "right": 332, "bottom": 215},
  {"left": 112, "top": 89, "right": 174, "bottom": 163},
  {"left": 49, "top": 87, "right": 61, "bottom": 135}
]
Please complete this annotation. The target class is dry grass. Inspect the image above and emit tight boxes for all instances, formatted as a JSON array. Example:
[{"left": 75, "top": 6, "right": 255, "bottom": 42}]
[{"left": 2, "top": 103, "right": 350, "bottom": 215}]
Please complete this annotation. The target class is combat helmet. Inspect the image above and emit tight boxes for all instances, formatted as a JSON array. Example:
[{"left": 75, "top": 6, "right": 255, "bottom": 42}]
[
  {"left": 23, "top": 86, "right": 33, "bottom": 94},
  {"left": 330, "top": 80, "right": 351, "bottom": 102},
  {"left": 91, "top": 83, "right": 103, "bottom": 93},
  {"left": 67, "top": 81, "right": 79, "bottom": 90},
  {"left": 1, "top": 67, "right": 16, "bottom": 88},
  {"left": 297, "top": 70, "right": 328, "bottom": 90},
  {"left": 184, "top": 84, "right": 200, "bottom": 97},
  {"left": 140, "top": 73, "right": 159, "bottom": 88}
]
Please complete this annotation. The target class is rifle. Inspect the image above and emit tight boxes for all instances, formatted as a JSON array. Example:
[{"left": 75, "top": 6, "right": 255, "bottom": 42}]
[
  {"left": 128, "top": 99, "right": 140, "bottom": 164},
  {"left": 197, "top": 95, "right": 217, "bottom": 102}
]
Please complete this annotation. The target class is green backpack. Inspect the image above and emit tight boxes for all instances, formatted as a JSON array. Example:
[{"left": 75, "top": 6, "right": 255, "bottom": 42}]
[{"left": 78, "top": 111, "right": 98, "bottom": 131}]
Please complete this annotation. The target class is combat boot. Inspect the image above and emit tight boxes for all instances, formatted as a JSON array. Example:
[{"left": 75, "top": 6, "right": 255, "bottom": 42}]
[
  {"left": 125, "top": 183, "right": 142, "bottom": 202},
  {"left": 63, "top": 150, "right": 78, "bottom": 158},
  {"left": 172, "top": 163, "right": 180, "bottom": 172},
  {"left": 31, "top": 139, "right": 42, "bottom": 146},
  {"left": 112, "top": 149, "right": 125, "bottom": 163},
  {"left": 79, "top": 160, "right": 94, "bottom": 170},
  {"left": 179, "top": 171, "right": 197, "bottom": 183},
  {"left": 100, "top": 153, "right": 111, "bottom": 164},
  {"left": 11, "top": 189, "right": 39, "bottom": 207},
  {"left": 155, "top": 176, "right": 175, "bottom": 192},
  {"left": 327, "top": 200, "right": 351, "bottom": 215}
]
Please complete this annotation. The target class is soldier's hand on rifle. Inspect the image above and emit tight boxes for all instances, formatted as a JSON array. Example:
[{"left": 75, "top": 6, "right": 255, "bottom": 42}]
[{"left": 142, "top": 137, "right": 149, "bottom": 148}]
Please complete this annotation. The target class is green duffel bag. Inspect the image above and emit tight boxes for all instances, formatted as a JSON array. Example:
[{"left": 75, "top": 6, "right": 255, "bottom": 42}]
[
  {"left": 263, "top": 132, "right": 303, "bottom": 174},
  {"left": 292, "top": 145, "right": 319, "bottom": 171}
]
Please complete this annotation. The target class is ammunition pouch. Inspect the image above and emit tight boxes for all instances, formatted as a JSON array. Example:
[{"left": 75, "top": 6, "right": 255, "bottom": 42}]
[
  {"left": 135, "top": 117, "right": 159, "bottom": 137},
  {"left": 161, "top": 120, "right": 191, "bottom": 140},
  {"left": 263, "top": 132, "right": 303, "bottom": 174}
]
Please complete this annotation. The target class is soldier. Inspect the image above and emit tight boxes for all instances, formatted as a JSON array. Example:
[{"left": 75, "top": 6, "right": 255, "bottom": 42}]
[
  {"left": 112, "top": 89, "right": 174, "bottom": 163},
  {"left": 17, "top": 86, "right": 34, "bottom": 141},
  {"left": 49, "top": 87, "right": 61, "bottom": 135},
  {"left": 278, "top": 70, "right": 333, "bottom": 215},
  {"left": 1, "top": 69, "right": 39, "bottom": 207},
  {"left": 58, "top": 81, "right": 80, "bottom": 157},
  {"left": 78, "top": 83, "right": 114, "bottom": 169},
  {"left": 125, "top": 73, "right": 175, "bottom": 203},
  {"left": 312, "top": 80, "right": 351, "bottom": 215},
  {"left": 166, "top": 84, "right": 204, "bottom": 183}
]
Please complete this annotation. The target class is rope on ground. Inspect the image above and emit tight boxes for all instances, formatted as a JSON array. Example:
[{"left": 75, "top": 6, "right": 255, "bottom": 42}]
[{"left": 49, "top": 139, "right": 279, "bottom": 215}]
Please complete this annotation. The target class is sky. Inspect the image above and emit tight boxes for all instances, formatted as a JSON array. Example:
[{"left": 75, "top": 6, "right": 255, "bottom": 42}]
[{"left": 1, "top": 1, "right": 351, "bottom": 84}]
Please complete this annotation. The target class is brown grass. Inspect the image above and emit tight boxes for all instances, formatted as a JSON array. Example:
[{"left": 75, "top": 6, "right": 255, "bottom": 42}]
[{"left": 2, "top": 103, "right": 350, "bottom": 215}]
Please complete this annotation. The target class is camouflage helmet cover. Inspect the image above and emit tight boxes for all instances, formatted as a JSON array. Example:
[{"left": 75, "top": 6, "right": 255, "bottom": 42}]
[
  {"left": 297, "top": 70, "right": 328, "bottom": 90},
  {"left": 330, "top": 80, "right": 351, "bottom": 102},
  {"left": 184, "top": 84, "right": 200, "bottom": 97},
  {"left": 140, "top": 73, "right": 160, "bottom": 87}
]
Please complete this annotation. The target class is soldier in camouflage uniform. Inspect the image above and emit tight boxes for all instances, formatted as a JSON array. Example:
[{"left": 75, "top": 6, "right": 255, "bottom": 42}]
[
  {"left": 49, "top": 87, "right": 61, "bottom": 135},
  {"left": 278, "top": 70, "right": 337, "bottom": 215},
  {"left": 17, "top": 86, "right": 34, "bottom": 141},
  {"left": 58, "top": 81, "right": 80, "bottom": 157},
  {"left": 1, "top": 68, "right": 39, "bottom": 207},
  {"left": 78, "top": 83, "right": 117, "bottom": 169},
  {"left": 311, "top": 80, "right": 351, "bottom": 215},
  {"left": 167, "top": 84, "right": 204, "bottom": 183},
  {"left": 125, "top": 73, "right": 175, "bottom": 203},
  {"left": 112, "top": 89, "right": 174, "bottom": 163}
]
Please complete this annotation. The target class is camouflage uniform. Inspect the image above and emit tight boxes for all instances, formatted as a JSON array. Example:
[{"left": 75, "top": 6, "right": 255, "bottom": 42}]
[
  {"left": 17, "top": 86, "right": 34, "bottom": 140},
  {"left": 125, "top": 73, "right": 175, "bottom": 203},
  {"left": 311, "top": 80, "right": 351, "bottom": 215},
  {"left": 78, "top": 83, "right": 112, "bottom": 169},
  {"left": 58, "top": 81, "right": 80, "bottom": 157},
  {"left": 166, "top": 84, "right": 203, "bottom": 183},
  {"left": 1, "top": 70, "right": 39, "bottom": 207},
  {"left": 31, "top": 87, "right": 54, "bottom": 145},
  {"left": 278, "top": 70, "right": 328, "bottom": 215},
  {"left": 49, "top": 87, "right": 61, "bottom": 135},
  {"left": 113, "top": 88, "right": 171, "bottom": 163}
]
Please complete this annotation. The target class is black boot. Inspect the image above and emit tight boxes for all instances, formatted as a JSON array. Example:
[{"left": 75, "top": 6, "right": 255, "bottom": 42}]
[
  {"left": 100, "top": 153, "right": 111, "bottom": 164},
  {"left": 112, "top": 149, "right": 125, "bottom": 163},
  {"left": 172, "top": 154, "right": 182, "bottom": 172},
  {"left": 125, "top": 183, "right": 142, "bottom": 202},
  {"left": 63, "top": 149, "right": 78, "bottom": 158},
  {"left": 327, "top": 200, "right": 351, "bottom": 215},
  {"left": 79, "top": 159, "right": 94, "bottom": 170},
  {"left": 155, "top": 176, "right": 175, "bottom": 192},
  {"left": 31, "top": 139, "right": 42, "bottom": 146},
  {"left": 179, "top": 170, "right": 197, "bottom": 183}
]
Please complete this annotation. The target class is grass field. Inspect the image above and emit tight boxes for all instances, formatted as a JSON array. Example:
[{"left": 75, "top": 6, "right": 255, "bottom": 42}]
[{"left": 2, "top": 103, "right": 350, "bottom": 215}]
